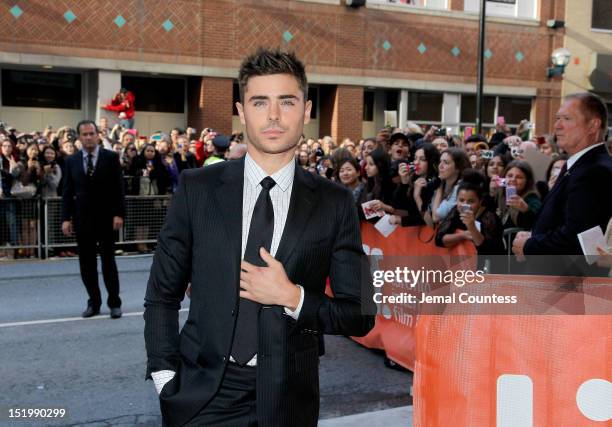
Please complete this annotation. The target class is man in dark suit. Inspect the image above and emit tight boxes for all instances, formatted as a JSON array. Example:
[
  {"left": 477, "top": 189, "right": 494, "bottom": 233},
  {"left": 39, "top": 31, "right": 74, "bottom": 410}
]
[
  {"left": 61, "top": 120, "right": 125, "bottom": 319},
  {"left": 513, "top": 93, "right": 611, "bottom": 273},
  {"left": 144, "top": 49, "right": 374, "bottom": 426}
]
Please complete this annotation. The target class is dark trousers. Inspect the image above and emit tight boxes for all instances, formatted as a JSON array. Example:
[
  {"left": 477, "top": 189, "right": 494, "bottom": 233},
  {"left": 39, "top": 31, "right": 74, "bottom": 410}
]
[
  {"left": 183, "top": 363, "right": 257, "bottom": 427},
  {"left": 76, "top": 224, "right": 121, "bottom": 309}
]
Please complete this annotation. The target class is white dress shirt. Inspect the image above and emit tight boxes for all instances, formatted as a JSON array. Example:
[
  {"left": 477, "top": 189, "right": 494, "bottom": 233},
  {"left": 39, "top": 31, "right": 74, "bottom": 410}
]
[
  {"left": 152, "top": 154, "right": 305, "bottom": 393},
  {"left": 81, "top": 144, "right": 100, "bottom": 173}
]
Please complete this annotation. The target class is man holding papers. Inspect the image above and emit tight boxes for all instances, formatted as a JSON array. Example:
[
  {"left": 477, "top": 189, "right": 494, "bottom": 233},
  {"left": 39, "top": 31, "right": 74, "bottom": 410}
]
[{"left": 512, "top": 93, "right": 611, "bottom": 271}]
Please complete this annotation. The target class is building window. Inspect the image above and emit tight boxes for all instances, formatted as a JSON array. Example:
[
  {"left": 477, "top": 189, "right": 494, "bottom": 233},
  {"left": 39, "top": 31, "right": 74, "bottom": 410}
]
[
  {"left": 497, "top": 97, "right": 532, "bottom": 125},
  {"left": 1, "top": 69, "right": 81, "bottom": 109},
  {"left": 408, "top": 92, "right": 443, "bottom": 123},
  {"left": 121, "top": 75, "right": 185, "bottom": 113},
  {"left": 459, "top": 95, "right": 532, "bottom": 129},
  {"left": 363, "top": 91, "right": 374, "bottom": 121},
  {"left": 592, "top": 0, "right": 612, "bottom": 31},
  {"left": 369, "top": 0, "right": 448, "bottom": 10},
  {"left": 464, "top": 0, "right": 537, "bottom": 20},
  {"left": 460, "top": 95, "right": 496, "bottom": 124}
]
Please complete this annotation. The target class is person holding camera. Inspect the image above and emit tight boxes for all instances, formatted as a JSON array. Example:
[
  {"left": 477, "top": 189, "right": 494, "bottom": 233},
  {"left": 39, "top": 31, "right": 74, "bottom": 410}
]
[
  {"left": 388, "top": 142, "right": 440, "bottom": 227},
  {"left": 40, "top": 146, "right": 62, "bottom": 198},
  {"left": 435, "top": 170, "right": 505, "bottom": 263},
  {"left": 490, "top": 160, "right": 541, "bottom": 231}
]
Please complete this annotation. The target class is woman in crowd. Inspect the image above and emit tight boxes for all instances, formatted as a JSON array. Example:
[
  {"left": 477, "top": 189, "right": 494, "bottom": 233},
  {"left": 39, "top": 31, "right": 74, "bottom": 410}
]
[
  {"left": 388, "top": 143, "right": 440, "bottom": 227},
  {"left": 120, "top": 143, "right": 141, "bottom": 195},
  {"left": 358, "top": 147, "right": 394, "bottom": 221},
  {"left": 537, "top": 134, "right": 558, "bottom": 156},
  {"left": 297, "top": 150, "right": 310, "bottom": 170},
  {"left": 0, "top": 139, "right": 22, "bottom": 257},
  {"left": 335, "top": 157, "right": 365, "bottom": 206},
  {"left": 359, "top": 137, "right": 379, "bottom": 177},
  {"left": 17, "top": 143, "right": 43, "bottom": 257},
  {"left": 536, "top": 153, "right": 568, "bottom": 200},
  {"left": 39, "top": 146, "right": 62, "bottom": 198},
  {"left": 490, "top": 160, "right": 542, "bottom": 230},
  {"left": 136, "top": 143, "right": 171, "bottom": 196},
  {"left": 431, "top": 147, "right": 471, "bottom": 223},
  {"left": 483, "top": 152, "right": 511, "bottom": 209},
  {"left": 133, "top": 143, "right": 171, "bottom": 252},
  {"left": 435, "top": 170, "right": 505, "bottom": 269}
]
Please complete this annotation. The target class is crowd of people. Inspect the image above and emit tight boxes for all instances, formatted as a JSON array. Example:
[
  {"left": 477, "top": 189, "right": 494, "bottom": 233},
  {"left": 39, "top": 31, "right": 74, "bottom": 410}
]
[{"left": 1, "top": 105, "right": 611, "bottom": 267}]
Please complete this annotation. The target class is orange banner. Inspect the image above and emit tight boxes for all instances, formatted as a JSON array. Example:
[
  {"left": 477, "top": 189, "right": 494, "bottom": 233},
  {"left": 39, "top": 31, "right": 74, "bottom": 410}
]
[
  {"left": 355, "top": 223, "right": 476, "bottom": 370},
  {"left": 414, "top": 314, "right": 612, "bottom": 426},
  {"left": 356, "top": 223, "right": 612, "bottom": 426}
]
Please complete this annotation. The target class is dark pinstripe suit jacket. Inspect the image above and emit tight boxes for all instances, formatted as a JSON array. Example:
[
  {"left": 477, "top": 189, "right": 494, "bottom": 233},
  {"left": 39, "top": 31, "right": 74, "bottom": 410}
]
[{"left": 144, "top": 157, "right": 374, "bottom": 427}]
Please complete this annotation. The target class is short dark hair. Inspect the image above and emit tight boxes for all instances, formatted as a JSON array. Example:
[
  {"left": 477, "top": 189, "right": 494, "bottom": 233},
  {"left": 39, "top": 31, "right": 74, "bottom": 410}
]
[
  {"left": 565, "top": 92, "right": 608, "bottom": 137},
  {"left": 238, "top": 48, "right": 308, "bottom": 103},
  {"left": 459, "top": 169, "right": 487, "bottom": 199},
  {"left": 76, "top": 120, "right": 98, "bottom": 135}
]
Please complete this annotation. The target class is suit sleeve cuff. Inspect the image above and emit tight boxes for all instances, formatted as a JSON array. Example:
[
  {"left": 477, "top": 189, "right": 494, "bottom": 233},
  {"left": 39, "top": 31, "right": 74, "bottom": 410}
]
[
  {"left": 284, "top": 285, "right": 304, "bottom": 320},
  {"left": 151, "top": 370, "right": 176, "bottom": 395}
]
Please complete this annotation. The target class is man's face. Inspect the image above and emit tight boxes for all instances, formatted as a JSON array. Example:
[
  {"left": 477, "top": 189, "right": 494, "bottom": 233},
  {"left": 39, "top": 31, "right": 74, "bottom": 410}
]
[
  {"left": 99, "top": 117, "right": 108, "bottom": 129},
  {"left": 78, "top": 124, "right": 99, "bottom": 152},
  {"left": 554, "top": 99, "right": 599, "bottom": 155},
  {"left": 236, "top": 74, "right": 311, "bottom": 158}
]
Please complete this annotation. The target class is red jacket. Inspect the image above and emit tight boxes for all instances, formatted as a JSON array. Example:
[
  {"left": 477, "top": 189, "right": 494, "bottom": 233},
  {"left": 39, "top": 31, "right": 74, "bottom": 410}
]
[{"left": 104, "top": 91, "right": 135, "bottom": 119}]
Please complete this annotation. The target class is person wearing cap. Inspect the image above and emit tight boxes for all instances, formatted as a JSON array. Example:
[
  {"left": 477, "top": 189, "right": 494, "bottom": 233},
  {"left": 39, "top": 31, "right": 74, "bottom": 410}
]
[{"left": 203, "top": 134, "right": 230, "bottom": 166}]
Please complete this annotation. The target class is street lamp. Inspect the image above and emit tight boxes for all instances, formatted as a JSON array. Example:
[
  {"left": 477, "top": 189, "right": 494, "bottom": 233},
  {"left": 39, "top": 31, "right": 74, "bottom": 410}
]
[{"left": 547, "top": 47, "right": 571, "bottom": 79}]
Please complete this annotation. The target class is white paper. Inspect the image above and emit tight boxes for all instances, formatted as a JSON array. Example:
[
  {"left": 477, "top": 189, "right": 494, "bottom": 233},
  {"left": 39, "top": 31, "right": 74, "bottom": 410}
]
[
  {"left": 475, "top": 220, "right": 481, "bottom": 232},
  {"left": 577, "top": 226, "right": 606, "bottom": 265},
  {"left": 374, "top": 214, "right": 398, "bottom": 238}
]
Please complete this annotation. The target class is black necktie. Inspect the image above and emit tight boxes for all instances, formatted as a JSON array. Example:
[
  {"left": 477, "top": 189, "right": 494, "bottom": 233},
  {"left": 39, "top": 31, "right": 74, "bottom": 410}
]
[
  {"left": 86, "top": 153, "right": 94, "bottom": 178},
  {"left": 231, "top": 176, "right": 276, "bottom": 365}
]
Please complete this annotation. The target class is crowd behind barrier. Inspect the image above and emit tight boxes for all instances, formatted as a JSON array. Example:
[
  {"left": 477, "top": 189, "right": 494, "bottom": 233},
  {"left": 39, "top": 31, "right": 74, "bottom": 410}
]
[{"left": 1, "top": 116, "right": 611, "bottom": 263}]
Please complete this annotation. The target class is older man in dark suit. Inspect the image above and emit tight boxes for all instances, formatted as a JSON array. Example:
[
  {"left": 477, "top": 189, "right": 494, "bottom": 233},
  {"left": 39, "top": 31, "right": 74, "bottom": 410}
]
[
  {"left": 144, "top": 49, "right": 374, "bottom": 426},
  {"left": 61, "top": 120, "right": 125, "bottom": 318},
  {"left": 513, "top": 93, "right": 612, "bottom": 273}
]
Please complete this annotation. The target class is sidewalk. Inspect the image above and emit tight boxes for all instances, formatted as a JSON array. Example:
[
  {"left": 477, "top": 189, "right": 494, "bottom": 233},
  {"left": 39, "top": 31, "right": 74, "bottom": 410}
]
[{"left": 320, "top": 406, "right": 413, "bottom": 427}]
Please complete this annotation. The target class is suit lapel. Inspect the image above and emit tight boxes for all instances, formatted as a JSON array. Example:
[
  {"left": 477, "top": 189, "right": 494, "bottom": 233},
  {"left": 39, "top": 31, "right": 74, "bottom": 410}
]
[
  {"left": 213, "top": 158, "right": 245, "bottom": 265},
  {"left": 275, "top": 164, "right": 318, "bottom": 266},
  {"left": 75, "top": 151, "right": 86, "bottom": 181}
]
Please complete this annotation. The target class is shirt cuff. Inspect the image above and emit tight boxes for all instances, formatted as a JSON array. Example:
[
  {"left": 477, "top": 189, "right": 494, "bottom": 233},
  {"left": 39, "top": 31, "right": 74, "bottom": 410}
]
[
  {"left": 283, "top": 285, "right": 304, "bottom": 320},
  {"left": 151, "top": 370, "right": 176, "bottom": 395}
]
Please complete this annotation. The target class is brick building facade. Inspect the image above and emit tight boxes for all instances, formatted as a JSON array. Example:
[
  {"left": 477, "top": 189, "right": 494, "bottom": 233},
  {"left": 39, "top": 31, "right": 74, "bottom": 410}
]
[{"left": 0, "top": 0, "right": 567, "bottom": 141}]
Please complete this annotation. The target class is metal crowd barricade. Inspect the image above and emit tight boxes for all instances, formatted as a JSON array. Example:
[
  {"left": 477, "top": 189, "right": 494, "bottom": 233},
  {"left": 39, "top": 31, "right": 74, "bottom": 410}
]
[
  {"left": 43, "top": 195, "right": 173, "bottom": 258},
  {"left": 0, "top": 197, "right": 42, "bottom": 259}
]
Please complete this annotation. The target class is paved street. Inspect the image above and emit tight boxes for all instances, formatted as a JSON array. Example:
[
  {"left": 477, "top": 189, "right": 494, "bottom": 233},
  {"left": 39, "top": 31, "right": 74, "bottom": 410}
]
[{"left": 0, "top": 256, "right": 411, "bottom": 426}]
